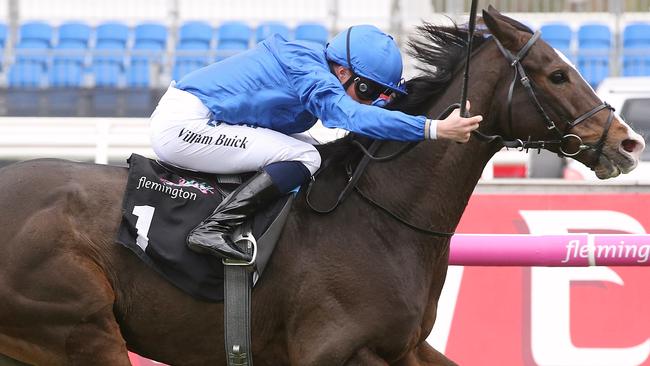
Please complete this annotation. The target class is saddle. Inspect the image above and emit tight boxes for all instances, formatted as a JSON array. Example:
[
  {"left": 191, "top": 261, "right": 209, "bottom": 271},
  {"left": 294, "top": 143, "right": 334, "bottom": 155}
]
[{"left": 116, "top": 153, "right": 293, "bottom": 302}]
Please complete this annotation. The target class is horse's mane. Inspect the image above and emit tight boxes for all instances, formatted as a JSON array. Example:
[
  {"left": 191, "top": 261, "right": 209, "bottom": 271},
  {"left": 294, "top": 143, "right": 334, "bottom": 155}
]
[
  {"left": 317, "top": 22, "right": 490, "bottom": 160},
  {"left": 387, "top": 22, "right": 490, "bottom": 115},
  {"left": 317, "top": 18, "right": 533, "bottom": 161}
]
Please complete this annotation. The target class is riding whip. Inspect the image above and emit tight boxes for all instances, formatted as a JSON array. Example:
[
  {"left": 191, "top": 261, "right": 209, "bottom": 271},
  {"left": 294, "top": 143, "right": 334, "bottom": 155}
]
[{"left": 459, "top": 0, "right": 479, "bottom": 117}]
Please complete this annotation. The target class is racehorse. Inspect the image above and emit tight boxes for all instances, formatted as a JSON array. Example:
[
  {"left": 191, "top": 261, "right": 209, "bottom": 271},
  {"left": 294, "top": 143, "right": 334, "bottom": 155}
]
[{"left": 0, "top": 7, "right": 644, "bottom": 366}]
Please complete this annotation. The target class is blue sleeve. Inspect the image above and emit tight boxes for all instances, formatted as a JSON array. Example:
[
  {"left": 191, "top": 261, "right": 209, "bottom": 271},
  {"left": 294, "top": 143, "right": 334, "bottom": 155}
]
[{"left": 274, "top": 41, "right": 427, "bottom": 141}]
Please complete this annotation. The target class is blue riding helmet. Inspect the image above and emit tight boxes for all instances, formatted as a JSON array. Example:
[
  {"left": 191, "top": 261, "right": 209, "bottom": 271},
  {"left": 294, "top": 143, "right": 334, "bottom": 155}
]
[{"left": 326, "top": 25, "right": 407, "bottom": 95}]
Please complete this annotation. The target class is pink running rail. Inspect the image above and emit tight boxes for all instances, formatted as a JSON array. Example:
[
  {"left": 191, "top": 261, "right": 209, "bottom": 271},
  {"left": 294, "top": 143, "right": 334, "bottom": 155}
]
[{"left": 448, "top": 234, "right": 650, "bottom": 266}]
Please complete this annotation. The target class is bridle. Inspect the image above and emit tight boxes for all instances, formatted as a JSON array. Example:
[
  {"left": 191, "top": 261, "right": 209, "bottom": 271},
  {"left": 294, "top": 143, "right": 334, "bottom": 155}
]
[
  {"left": 306, "top": 14, "right": 617, "bottom": 238},
  {"left": 479, "top": 30, "right": 615, "bottom": 163}
]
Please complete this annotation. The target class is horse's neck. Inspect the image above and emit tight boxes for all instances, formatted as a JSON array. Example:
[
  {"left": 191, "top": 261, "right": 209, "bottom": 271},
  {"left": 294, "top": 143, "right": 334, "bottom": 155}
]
[
  {"left": 420, "top": 136, "right": 501, "bottom": 231},
  {"left": 365, "top": 67, "right": 503, "bottom": 237},
  {"left": 365, "top": 134, "right": 499, "bottom": 239}
]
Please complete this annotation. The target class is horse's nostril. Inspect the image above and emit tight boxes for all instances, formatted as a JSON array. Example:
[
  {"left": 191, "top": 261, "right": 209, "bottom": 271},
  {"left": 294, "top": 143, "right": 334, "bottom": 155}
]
[{"left": 622, "top": 139, "right": 640, "bottom": 153}]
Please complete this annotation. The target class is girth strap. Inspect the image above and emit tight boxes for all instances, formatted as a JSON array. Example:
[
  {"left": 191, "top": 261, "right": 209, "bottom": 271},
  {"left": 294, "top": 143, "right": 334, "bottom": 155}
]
[{"left": 224, "top": 229, "right": 256, "bottom": 366}]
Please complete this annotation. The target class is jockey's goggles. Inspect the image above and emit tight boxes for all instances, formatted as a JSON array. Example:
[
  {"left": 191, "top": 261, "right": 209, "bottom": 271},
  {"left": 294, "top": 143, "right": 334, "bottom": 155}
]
[
  {"left": 342, "top": 74, "right": 392, "bottom": 102},
  {"left": 355, "top": 76, "right": 393, "bottom": 101}
]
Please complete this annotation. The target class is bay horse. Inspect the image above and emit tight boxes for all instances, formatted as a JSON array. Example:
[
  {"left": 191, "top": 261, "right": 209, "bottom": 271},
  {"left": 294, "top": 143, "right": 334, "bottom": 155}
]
[{"left": 0, "top": 7, "right": 644, "bottom": 366}]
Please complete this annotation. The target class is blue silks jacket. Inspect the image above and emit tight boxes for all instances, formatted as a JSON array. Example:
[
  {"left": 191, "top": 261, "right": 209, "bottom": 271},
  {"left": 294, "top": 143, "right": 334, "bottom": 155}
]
[{"left": 175, "top": 35, "right": 427, "bottom": 141}]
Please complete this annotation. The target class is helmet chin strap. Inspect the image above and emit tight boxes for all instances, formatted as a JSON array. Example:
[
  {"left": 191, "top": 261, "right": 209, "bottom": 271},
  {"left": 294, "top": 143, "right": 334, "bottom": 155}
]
[
  {"left": 341, "top": 26, "right": 358, "bottom": 92},
  {"left": 336, "top": 26, "right": 377, "bottom": 101},
  {"left": 327, "top": 58, "right": 356, "bottom": 92},
  {"left": 342, "top": 73, "right": 356, "bottom": 91}
]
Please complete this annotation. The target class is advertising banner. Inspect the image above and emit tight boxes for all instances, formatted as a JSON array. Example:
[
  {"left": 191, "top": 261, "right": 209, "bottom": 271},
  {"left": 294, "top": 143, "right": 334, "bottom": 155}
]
[{"left": 429, "top": 192, "right": 650, "bottom": 366}]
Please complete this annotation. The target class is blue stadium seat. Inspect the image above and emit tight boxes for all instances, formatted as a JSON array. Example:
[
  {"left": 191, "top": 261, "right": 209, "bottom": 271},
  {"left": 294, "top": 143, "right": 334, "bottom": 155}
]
[
  {"left": 50, "top": 22, "right": 91, "bottom": 87},
  {"left": 173, "top": 21, "right": 213, "bottom": 80},
  {"left": 0, "top": 23, "right": 7, "bottom": 48},
  {"left": 216, "top": 21, "right": 251, "bottom": 61},
  {"left": 128, "top": 23, "right": 168, "bottom": 87},
  {"left": 0, "top": 23, "right": 7, "bottom": 70},
  {"left": 18, "top": 21, "right": 53, "bottom": 47},
  {"left": 540, "top": 23, "right": 572, "bottom": 59},
  {"left": 9, "top": 21, "right": 53, "bottom": 87},
  {"left": 623, "top": 23, "right": 650, "bottom": 48},
  {"left": 576, "top": 23, "right": 611, "bottom": 87},
  {"left": 622, "top": 23, "right": 650, "bottom": 76},
  {"left": 93, "top": 22, "right": 130, "bottom": 87},
  {"left": 178, "top": 21, "right": 212, "bottom": 47},
  {"left": 294, "top": 22, "right": 328, "bottom": 45},
  {"left": 58, "top": 21, "right": 92, "bottom": 48},
  {"left": 255, "top": 21, "right": 290, "bottom": 43},
  {"left": 8, "top": 61, "right": 47, "bottom": 87},
  {"left": 577, "top": 23, "right": 610, "bottom": 48}
]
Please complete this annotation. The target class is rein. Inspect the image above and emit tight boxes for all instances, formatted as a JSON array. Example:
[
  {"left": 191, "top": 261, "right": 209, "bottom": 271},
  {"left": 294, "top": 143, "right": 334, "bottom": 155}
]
[
  {"left": 306, "top": 5, "right": 615, "bottom": 238},
  {"left": 305, "top": 105, "right": 459, "bottom": 238}
]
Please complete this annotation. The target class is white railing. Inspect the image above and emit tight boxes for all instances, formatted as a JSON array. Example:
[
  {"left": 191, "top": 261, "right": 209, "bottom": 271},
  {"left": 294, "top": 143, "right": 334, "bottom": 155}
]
[
  {"left": 0, "top": 117, "right": 154, "bottom": 164},
  {"left": 2, "top": 117, "right": 645, "bottom": 183},
  {"left": 0, "top": 116, "right": 531, "bottom": 180}
]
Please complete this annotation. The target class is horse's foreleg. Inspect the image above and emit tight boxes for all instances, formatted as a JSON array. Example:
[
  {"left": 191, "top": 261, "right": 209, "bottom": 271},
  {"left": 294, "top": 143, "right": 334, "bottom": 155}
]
[
  {"left": 0, "top": 232, "right": 132, "bottom": 365},
  {"left": 65, "top": 303, "right": 132, "bottom": 366},
  {"left": 393, "top": 342, "right": 458, "bottom": 366},
  {"left": 344, "top": 348, "right": 389, "bottom": 366}
]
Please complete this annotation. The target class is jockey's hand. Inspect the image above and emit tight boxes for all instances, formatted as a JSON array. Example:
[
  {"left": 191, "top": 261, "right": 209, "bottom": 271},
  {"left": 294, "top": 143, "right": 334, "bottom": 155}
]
[{"left": 435, "top": 101, "right": 483, "bottom": 143}]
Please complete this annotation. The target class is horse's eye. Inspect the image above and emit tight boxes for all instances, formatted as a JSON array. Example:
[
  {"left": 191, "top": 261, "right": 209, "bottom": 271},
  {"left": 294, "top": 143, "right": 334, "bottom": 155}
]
[{"left": 549, "top": 71, "right": 568, "bottom": 84}]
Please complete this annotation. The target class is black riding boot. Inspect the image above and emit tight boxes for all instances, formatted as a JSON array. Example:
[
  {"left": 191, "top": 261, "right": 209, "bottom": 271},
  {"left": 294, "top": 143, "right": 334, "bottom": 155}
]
[{"left": 187, "top": 170, "right": 281, "bottom": 261}]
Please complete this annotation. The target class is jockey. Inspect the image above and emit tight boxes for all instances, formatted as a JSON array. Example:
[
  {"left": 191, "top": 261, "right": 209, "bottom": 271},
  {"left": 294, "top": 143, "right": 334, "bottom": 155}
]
[{"left": 150, "top": 24, "right": 482, "bottom": 262}]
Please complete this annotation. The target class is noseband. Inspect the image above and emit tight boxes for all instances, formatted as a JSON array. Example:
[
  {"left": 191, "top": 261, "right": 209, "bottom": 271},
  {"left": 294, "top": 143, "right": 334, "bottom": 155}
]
[{"left": 480, "top": 30, "right": 615, "bottom": 162}]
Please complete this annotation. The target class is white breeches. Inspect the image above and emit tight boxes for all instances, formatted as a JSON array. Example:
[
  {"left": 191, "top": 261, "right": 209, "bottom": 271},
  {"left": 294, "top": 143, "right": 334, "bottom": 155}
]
[{"left": 150, "top": 83, "right": 322, "bottom": 175}]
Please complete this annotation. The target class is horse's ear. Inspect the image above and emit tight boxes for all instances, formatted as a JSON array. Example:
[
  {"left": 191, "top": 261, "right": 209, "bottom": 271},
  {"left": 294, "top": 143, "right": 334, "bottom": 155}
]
[{"left": 482, "top": 6, "right": 521, "bottom": 51}]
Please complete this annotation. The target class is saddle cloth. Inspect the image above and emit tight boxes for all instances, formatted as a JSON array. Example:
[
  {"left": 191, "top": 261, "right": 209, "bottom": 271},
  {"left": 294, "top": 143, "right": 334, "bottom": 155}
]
[{"left": 116, "top": 153, "right": 292, "bottom": 302}]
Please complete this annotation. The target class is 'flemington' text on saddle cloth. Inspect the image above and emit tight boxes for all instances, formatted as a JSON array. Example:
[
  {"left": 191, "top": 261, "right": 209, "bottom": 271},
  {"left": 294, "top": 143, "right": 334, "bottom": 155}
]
[
  {"left": 117, "top": 154, "right": 293, "bottom": 302},
  {"left": 117, "top": 154, "right": 227, "bottom": 301}
]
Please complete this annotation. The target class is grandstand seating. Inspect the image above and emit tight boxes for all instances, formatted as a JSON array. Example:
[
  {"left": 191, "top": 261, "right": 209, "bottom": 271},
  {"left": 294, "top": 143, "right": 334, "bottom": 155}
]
[
  {"left": 539, "top": 22, "right": 572, "bottom": 58},
  {"left": 255, "top": 21, "right": 291, "bottom": 43},
  {"left": 576, "top": 23, "right": 611, "bottom": 87},
  {"left": 294, "top": 22, "right": 328, "bottom": 45},
  {"left": 1, "top": 20, "right": 333, "bottom": 88},
  {"left": 4, "top": 18, "right": 643, "bottom": 93},
  {"left": 173, "top": 21, "right": 213, "bottom": 80},
  {"left": 49, "top": 21, "right": 91, "bottom": 87},
  {"left": 622, "top": 22, "right": 650, "bottom": 76},
  {"left": 216, "top": 21, "right": 252, "bottom": 61},
  {"left": 128, "top": 22, "right": 167, "bottom": 87},
  {"left": 92, "top": 22, "right": 130, "bottom": 87},
  {"left": 9, "top": 21, "right": 53, "bottom": 87}
]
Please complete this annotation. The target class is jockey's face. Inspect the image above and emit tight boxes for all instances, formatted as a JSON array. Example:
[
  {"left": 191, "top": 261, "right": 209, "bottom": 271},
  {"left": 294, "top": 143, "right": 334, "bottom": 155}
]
[{"left": 332, "top": 64, "right": 373, "bottom": 105}]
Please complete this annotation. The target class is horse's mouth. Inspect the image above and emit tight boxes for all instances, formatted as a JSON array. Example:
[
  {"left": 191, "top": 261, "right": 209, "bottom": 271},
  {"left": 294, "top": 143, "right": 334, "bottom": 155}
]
[{"left": 591, "top": 148, "right": 638, "bottom": 179}]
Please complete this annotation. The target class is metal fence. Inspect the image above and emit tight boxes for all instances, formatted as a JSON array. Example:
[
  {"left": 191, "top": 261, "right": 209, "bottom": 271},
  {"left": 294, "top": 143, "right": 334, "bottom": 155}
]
[
  {"left": 433, "top": 0, "right": 650, "bottom": 12},
  {"left": 1, "top": 0, "right": 650, "bottom": 88}
]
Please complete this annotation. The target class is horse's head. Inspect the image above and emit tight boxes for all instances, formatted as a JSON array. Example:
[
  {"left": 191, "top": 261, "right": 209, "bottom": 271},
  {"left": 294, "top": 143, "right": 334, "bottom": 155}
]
[{"left": 482, "top": 6, "right": 645, "bottom": 179}]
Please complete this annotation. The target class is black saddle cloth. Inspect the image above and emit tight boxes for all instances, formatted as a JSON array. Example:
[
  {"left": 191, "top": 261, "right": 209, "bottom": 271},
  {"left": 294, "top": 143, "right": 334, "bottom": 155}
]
[{"left": 116, "top": 153, "right": 291, "bottom": 302}]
